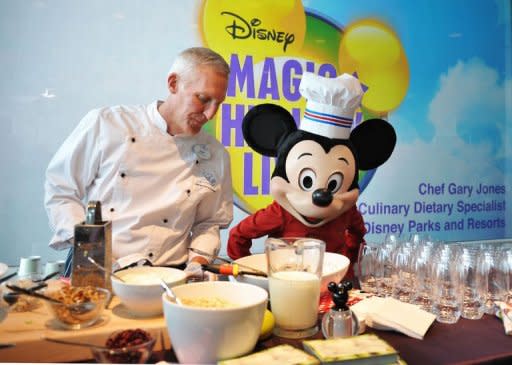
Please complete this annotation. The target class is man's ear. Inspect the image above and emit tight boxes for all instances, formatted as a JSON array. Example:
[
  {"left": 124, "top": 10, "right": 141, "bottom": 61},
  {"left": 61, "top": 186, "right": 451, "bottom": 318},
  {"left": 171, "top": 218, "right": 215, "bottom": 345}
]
[{"left": 167, "top": 73, "right": 178, "bottom": 93}]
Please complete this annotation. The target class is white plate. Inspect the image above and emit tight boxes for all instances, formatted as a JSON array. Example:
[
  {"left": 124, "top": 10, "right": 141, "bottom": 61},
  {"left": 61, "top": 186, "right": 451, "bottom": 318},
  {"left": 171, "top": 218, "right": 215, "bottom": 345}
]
[{"left": 0, "top": 262, "right": 8, "bottom": 277}]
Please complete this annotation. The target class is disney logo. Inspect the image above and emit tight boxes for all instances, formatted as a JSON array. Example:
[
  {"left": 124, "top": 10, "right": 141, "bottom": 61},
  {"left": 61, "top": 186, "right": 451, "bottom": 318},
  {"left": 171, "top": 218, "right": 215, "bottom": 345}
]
[{"left": 221, "top": 11, "right": 295, "bottom": 52}]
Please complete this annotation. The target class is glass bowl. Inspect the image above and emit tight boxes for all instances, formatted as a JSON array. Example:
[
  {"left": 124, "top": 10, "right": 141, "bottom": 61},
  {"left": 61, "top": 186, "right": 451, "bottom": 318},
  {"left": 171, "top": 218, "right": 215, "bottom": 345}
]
[
  {"left": 44, "top": 285, "right": 111, "bottom": 330},
  {"left": 91, "top": 329, "right": 156, "bottom": 363}
]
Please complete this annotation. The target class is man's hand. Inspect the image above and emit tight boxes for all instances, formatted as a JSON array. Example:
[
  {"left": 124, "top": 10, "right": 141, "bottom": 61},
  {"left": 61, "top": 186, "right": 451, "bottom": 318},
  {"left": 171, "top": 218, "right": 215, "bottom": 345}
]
[
  {"left": 184, "top": 256, "right": 207, "bottom": 281},
  {"left": 190, "top": 255, "right": 209, "bottom": 266}
]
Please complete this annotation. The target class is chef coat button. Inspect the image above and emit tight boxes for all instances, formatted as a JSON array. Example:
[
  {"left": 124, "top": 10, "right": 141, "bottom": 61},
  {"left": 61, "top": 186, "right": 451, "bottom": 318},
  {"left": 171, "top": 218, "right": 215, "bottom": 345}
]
[
  {"left": 186, "top": 189, "right": 191, "bottom": 195},
  {"left": 163, "top": 218, "right": 168, "bottom": 223},
  {"left": 195, "top": 160, "right": 199, "bottom": 164},
  {"left": 110, "top": 208, "right": 115, "bottom": 212},
  {"left": 131, "top": 137, "right": 136, "bottom": 143},
  {"left": 120, "top": 172, "right": 126, "bottom": 178}
]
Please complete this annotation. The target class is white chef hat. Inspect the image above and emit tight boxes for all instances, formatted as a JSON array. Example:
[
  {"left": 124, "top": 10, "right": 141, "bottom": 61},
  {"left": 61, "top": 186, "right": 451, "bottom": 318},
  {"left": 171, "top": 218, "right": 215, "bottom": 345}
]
[{"left": 299, "top": 72, "right": 364, "bottom": 140}]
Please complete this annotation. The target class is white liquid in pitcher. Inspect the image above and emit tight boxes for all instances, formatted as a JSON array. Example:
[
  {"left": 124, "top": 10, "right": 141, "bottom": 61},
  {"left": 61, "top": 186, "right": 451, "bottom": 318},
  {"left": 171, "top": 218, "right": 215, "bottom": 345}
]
[{"left": 269, "top": 271, "right": 320, "bottom": 330}]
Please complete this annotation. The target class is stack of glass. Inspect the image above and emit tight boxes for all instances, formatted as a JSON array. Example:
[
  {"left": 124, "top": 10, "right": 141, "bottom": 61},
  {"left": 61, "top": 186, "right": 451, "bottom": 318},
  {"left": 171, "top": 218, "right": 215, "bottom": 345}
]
[{"left": 357, "top": 235, "right": 512, "bottom": 324}]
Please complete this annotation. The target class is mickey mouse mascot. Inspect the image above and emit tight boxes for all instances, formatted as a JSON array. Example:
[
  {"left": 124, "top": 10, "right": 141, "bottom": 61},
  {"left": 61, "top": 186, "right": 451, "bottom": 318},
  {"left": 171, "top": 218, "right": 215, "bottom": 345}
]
[{"left": 227, "top": 72, "right": 396, "bottom": 278}]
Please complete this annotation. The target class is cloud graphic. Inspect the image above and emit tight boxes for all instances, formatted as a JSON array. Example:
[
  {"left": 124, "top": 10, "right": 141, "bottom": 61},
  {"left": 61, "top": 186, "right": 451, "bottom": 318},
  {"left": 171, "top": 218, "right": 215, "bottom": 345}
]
[
  {"left": 429, "top": 58, "right": 508, "bottom": 161},
  {"left": 360, "top": 58, "right": 509, "bottom": 240}
]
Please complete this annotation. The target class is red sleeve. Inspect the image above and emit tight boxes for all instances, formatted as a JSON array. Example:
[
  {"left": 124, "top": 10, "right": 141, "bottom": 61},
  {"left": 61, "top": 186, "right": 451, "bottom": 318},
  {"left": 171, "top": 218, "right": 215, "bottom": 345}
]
[
  {"left": 344, "top": 205, "right": 367, "bottom": 279},
  {"left": 227, "top": 201, "right": 284, "bottom": 260},
  {"left": 345, "top": 205, "right": 367, "bottom": 250}
]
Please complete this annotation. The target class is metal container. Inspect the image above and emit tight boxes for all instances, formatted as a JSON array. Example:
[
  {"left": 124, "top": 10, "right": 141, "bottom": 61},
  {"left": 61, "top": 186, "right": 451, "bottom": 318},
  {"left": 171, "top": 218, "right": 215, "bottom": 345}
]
[
  {"left": 321, "top": 280, "right": 360, "bottom": 338},
  {"left": 71, "top": 201, "right": 112, "bottom": 290}
]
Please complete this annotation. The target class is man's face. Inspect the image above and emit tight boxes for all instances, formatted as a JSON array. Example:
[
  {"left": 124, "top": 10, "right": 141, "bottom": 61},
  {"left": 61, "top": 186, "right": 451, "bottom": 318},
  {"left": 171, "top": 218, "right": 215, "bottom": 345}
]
[{"left": 167, "top": 65, "right": 228, "bottom": 136}]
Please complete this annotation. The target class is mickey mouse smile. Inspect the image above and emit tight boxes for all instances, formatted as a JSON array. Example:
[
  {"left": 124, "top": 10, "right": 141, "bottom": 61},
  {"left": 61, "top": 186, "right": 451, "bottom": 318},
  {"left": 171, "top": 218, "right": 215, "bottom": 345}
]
[{"left": 301, "top": 215, "right": 324, "bottom": 225}]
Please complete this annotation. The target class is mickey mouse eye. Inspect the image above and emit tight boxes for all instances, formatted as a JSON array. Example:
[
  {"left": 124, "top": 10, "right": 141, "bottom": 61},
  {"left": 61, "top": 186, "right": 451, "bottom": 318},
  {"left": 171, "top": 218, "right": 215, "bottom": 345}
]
[
  {"left": 326, "top": 172, "right": 343, "bottom": 193},
  {"left": 298, "top": 168, "right": 316, "bottom": 191}
]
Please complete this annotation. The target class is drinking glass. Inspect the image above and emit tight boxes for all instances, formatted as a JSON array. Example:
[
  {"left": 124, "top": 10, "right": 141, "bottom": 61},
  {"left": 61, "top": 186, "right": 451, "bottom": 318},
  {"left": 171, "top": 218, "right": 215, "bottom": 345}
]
[
  {"left": 375, "top": 241, "right": 397, "bottom": 297},
  {"left": 384, "top": 233, "right": 401, "bottom": 246},
  {"left": 502, "top": 248, "right": 512, "bottom": 304},
  {"left": 18, "top": 255, "right": 42, "bottom": 279},
  {"left": 479, "top": 247, "right": 508, "bottom": 315},
  {"left": 357, "top": 242, "right": 379, "bottom": 294},
  {"left": 392, "top": 244, "right": 414, "bottom": 303},
  {"left": 265, "top": 237, "right": 325, "bottom": 339},
  {"left": 412, "top": 242, "right": 436, "bottom": 312},
  {"left": 44, "top": 260, "right": 66, "bottom": 277},
  {"left": 432, "top": 246, "right": 463, "bottom": 324},
  {"left": 459, "top": 246, "right": 485, "bottom": 320}
]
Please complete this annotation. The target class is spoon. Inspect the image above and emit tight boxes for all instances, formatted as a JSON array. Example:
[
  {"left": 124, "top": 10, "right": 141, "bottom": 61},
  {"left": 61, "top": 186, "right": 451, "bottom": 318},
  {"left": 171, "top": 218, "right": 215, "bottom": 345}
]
[
  {"left": 3, "top": 283, "right": 47, "bottom": 305},
  {"left": 87, "top": 257, "right": 125, "bottom": 282},
  {"left": 32, "top": 270, "right": 61, "bottom": 283},
  {"left": 0, "top": 272, "right": 17, "bottom": 285},
  {"left": 6, "top": 284, "right": 62, "bottom": 304},
  {"left": 159, "top": 278, "right": 182, "bottom": 305},
  {"left": 5, "top": 284, "right": 96, "bottom": 314},
  {"left": 43, "top": 337, "right": 110, "bottom": 350}
]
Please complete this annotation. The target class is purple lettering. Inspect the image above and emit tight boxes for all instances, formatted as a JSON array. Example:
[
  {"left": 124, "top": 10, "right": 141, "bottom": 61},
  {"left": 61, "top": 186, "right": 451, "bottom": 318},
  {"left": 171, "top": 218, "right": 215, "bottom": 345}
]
[
  {"left": 258, "top": 58, "right": 279, "bottom": 100},
  {"left": 228, "top": 54, "right": 255, "bottom": 98},
  {"left": 221, "top": 103, "right": 245, "bottom": 147},
  {"left": 318, "top": 64, "right": 337, "bottom": 77},
  {"left": 261, "top": 156, "right": 273, "bottom": 195},
  {"left": 291, "top": 107, "right": 301, "bottom": 128},
  {"left": 282, "top": 60, "right": 302, "bottom": 102},
  {"left": 306, "top": 61, "right": 315, "bottom": 73},
  {"left": 353, "top": 111, "right": 363, "bottom": 127},
  {"left": 243, "top": 152, "right": 258, "bottom": 195}
]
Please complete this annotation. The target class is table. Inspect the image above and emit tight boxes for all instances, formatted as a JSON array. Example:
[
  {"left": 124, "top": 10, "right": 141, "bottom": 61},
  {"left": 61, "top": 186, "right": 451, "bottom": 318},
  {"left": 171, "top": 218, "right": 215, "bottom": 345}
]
[
  {"left": 154, "top": 313, "right": 511, "bottom": 365},
  {"left": 1, "top": 295, "right": 511, "bottom": 364},
  {"left": 0, "top": 296, "right": 170, "bottom": 363},
  {"left": 255, "top": 314, "right": 512, "bottom": 365}
]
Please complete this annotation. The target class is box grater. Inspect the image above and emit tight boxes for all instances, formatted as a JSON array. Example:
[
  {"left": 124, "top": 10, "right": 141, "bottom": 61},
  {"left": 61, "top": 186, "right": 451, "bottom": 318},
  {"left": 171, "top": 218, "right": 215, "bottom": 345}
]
[{"left": 71, "top": 201, "right": 112, "bottom": 290}]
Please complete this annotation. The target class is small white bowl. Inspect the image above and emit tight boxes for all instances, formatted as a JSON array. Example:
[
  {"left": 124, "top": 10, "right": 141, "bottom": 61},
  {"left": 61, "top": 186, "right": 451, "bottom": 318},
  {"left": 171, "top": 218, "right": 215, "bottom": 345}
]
[
  {"left": 231, "top": 252, "right": 350, "bottom": 293},
  {"left": 162, "top": 281, "right": 268, "bottom": 364},
  {"left": 111, "top": 266, "right": 186, "bottom": 317}
]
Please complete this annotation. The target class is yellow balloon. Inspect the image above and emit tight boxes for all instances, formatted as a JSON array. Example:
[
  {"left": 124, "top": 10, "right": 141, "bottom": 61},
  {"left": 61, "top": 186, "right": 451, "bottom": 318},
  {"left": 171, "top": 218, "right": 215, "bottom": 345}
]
[
  {"left": 201, "top": 0, "right": 306, "bottom": 59},
  {"left": 338, "top": 19, "right": 409, "bottom": 113},
  {"left": 361, "top": 64, "right": 409, "bottom": 115}
]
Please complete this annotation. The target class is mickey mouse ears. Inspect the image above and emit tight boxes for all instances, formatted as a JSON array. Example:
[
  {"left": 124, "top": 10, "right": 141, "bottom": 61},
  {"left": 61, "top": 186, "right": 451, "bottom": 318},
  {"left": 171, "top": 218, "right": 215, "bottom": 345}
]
[
  {"left": 299, "top": 72, "right": 364, "bottom": 140},
  {"left": 242, "top": 103, "right": 297, "bottom": 157}
]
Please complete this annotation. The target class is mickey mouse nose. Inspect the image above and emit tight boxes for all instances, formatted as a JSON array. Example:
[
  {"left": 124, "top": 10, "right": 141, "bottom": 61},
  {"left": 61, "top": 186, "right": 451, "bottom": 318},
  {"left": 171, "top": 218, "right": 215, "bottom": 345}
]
[{"left": 312, "top": 188, "right": 332, "bottom": 207}]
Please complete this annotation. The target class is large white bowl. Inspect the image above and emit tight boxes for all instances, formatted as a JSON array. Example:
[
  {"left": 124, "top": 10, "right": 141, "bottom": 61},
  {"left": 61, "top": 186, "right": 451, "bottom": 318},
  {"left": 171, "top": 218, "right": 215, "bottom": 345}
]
[
  {"left": 111, "top": 266, "right": 187, "bottom": 317},
  {"left": 231, "top": 252, "right": 350, "bottom": 293},
  {"left": 162, "top": 281, "right": 268, "bottom": 364}
]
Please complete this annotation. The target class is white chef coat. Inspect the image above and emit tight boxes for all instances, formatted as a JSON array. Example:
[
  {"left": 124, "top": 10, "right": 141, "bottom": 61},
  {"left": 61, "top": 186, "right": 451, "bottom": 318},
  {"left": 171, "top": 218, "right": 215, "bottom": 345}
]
[{"left": 44, "top": 101, "right": 233, "bottom": 268}]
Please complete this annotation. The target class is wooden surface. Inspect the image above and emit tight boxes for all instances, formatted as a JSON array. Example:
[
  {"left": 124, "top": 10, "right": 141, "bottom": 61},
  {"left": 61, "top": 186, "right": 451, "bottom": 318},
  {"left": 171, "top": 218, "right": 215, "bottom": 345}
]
[{"left": 0, "top": 296, "right": 170, "bottom": 363}]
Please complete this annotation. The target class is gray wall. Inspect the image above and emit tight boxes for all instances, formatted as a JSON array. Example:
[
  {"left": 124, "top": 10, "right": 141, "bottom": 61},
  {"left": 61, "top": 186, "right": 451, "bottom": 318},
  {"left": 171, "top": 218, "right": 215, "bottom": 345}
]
[{"left": 0, "top": 0, "right": 209, "bottom": 265}]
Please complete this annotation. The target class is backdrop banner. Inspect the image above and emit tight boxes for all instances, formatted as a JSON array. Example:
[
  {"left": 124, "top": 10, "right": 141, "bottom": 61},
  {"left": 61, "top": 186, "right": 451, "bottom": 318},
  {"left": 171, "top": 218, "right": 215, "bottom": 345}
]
[{"left": 0, "top": 0, "right": 510, "bottom": 264}]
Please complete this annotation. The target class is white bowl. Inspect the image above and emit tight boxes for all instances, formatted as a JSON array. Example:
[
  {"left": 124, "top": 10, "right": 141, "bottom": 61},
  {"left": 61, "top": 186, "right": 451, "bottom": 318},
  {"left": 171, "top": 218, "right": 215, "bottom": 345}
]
[
  {"left": 111, "top": 266, "right": 186, "bottom": 317},
  {"left": 231, "top": 252, "right": 350, "bottom": 293},
  {"left": 162, "top": 281, "right": 268, "bottom": 364}
]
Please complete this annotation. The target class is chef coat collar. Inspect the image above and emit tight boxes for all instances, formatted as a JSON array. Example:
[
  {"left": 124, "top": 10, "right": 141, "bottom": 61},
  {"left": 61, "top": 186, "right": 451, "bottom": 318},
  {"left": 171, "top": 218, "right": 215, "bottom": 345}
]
[{"left": 148, "top": 100, "right": 168, "bottom": 134}]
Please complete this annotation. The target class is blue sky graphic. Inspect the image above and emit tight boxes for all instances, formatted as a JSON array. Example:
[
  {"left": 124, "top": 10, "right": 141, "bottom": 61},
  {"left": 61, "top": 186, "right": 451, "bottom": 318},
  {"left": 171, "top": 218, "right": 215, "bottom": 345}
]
[{"left": 305, "top": 0, "right": 510, "bottom": 150}]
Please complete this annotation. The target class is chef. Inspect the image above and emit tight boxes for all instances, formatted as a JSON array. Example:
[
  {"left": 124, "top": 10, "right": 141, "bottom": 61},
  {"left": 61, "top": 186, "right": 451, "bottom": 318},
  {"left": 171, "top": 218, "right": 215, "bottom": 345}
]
[{"left": 44, "top": 47, "right": 233, "bottom": 276}]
